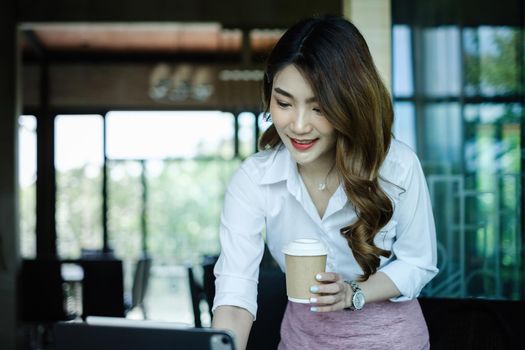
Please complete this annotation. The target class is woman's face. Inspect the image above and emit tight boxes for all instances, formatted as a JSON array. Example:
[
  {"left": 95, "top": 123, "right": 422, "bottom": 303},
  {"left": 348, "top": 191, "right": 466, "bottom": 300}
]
[{"left": 270, "top": 64, "right": 336, "bottom": 168}]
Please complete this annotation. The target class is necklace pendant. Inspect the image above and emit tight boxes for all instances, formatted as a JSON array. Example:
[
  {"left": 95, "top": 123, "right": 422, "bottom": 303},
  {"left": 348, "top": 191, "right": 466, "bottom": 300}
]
[{"left": 318, "top": 183, "right": 327, "bottom": 191}]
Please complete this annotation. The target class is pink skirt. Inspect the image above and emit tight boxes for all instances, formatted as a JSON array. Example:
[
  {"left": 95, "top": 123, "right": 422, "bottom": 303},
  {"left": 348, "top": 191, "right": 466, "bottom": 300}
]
[{"left": 278, "top": 299, "right": 430, "bottom": 350}]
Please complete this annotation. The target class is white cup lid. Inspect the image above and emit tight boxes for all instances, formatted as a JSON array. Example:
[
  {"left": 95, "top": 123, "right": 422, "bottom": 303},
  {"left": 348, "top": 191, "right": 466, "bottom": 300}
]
[{"left": 282, "top": 239, "right": 328, "bottom": 256}]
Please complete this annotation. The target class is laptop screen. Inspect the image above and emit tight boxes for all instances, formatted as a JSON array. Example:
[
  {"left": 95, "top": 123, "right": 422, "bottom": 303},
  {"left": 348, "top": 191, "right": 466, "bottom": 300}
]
[{"left": 54, "top": 317, "right": 235, "bottom": 350}]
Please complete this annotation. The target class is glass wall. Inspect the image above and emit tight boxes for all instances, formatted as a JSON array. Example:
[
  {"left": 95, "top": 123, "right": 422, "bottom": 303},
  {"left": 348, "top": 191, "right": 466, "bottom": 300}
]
[
  {"left": 55, "top": 115, "right": 104, "bottom": 258},
  {"left": 104, "top": 111, "right": 250, "bottom": 322},
  {"left": 15, "top": 109, "right": 258, "bottom": 322},
  {"left": 105, "top": 111, "right": 238, "bottom": 265},
  {"left": 393, "top": 0, "right": 524, "bottom": 300},
  {"left": 18, "top": 115, "right": 37, "bottom": 258}
]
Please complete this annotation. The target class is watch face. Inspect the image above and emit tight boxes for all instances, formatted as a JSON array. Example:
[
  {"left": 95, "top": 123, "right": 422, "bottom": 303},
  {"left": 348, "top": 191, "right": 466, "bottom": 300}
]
[{"left": 353, "top": 291, "right": 365, "bottom": 309}]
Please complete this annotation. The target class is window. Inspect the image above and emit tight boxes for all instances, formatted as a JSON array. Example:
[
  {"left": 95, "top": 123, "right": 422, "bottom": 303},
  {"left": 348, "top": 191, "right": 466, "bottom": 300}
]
[
  {"left": 238, "top": 112, "right": 256, "bottom": 158},
  {"left": 105, "top": 110, "right": 243, "bottom": 322},
  {"left": 32, "top": 109, "right": 258, "bottom": 322},
  {"left": 105, "top": 111, "right": 238, "bottom": 263},
  {"left": 392, "top": 6, "right": 524, "bottom": 300},
  {"left": 55, "top": 115, "right": 104, "bottom": 258},
  {"left": 106, "top": 111, "right": 236, "bottom": 160},
  {"left": 18, "top": 115, "right": 37, "bottom": 258}
]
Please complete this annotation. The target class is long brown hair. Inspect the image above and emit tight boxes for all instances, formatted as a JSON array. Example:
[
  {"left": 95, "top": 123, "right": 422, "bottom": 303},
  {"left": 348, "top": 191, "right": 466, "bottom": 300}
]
[{"left": 259, "top": 16, "right": 394, "bottom": 281}]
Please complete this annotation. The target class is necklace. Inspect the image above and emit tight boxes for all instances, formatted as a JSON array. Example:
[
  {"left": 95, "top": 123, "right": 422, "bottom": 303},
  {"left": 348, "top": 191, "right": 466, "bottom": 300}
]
[{"left": 317, "top": 163, "right": 336, "bottom": 191}]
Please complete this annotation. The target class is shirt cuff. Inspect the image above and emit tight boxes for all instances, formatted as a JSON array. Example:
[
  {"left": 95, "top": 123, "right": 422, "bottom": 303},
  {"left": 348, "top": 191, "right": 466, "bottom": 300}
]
[
  {"left": 379, "top": 259, "right": 438, "bottom": 302},
  {"left": 212, "top": 274, "right": 258, "bottom": 320}
]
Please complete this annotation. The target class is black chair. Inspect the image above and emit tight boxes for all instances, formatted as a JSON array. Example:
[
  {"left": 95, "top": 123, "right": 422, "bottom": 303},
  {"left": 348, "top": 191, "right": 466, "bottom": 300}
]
[
  {"left": 18, "top": 259, "right": 69, "bottom": 349},
  {"left": 124, "top": 255, "right": 152, "bottom": 319},
  {"left": 187, "top": 264, "right": 207, "bottom": 328},
  {"left": 80, "top": 258, "right": 126, "bottom": 318},
  {"left": 19, "top": 259, "right": 68, "bottom": 323},
  {"left": 81, "top": 248, "right": 115, "bottom": 260},
  {"left": 201, "top": 255, "right": 218, "bottom": 314},
  {"left": 419, "top": 297, "right": 523, "bottom": 350},
  {"left": 187, "top": 255, "right": 219, "bottom": 327}
]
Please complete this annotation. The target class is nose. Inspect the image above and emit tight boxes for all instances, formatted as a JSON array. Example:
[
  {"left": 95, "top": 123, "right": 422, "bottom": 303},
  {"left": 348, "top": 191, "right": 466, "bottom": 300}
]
[{"left": 290, "top": 109, "right": 313, "bottom": 134}]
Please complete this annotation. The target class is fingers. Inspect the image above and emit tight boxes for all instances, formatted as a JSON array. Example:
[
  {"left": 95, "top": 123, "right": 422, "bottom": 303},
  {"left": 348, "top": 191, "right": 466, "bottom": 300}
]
[
  {"left": 310, "top": 272, "right": 344, "bottom": 294},
  {"left": 310, "top": 293, "right": 343, "bottom": 305},
  {"left": 310, "top": 281, "right": 344, "bottom": 294},
  {"left": 310, "top": 300, "right": 347, "bottom": 313},
  {"left": 309, "top": 273, "right": 349, "bottom": 312},
  {"left": 314, "top": 272, "right": 340, "bottom": 283}
]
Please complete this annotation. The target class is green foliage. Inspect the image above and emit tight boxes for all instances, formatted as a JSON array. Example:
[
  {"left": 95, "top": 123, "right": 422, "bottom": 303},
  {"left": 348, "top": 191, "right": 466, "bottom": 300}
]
[
  {"left": 56, "top": 166, "right": 103, "bottom": 258},
  {"left": 464, "top": 28, "right": 522, "bottom": 95},
  {"left": 146, "top": 159, "right": 240, "bottom": 264},
  {"left": 19, "top": 183, "right": 36, "bottom": 258},
  {"left": 107, "top": 161, "right": 144, "bottom": 261},
  {"left": 19, "top": 157, "right": 239, "bottom": 266}
]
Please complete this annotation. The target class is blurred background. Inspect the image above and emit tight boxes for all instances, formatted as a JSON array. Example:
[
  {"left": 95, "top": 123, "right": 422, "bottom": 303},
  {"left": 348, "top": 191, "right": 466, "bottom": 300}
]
[{"left": 0, "top": 0, "right": 523, "bottom": 349}]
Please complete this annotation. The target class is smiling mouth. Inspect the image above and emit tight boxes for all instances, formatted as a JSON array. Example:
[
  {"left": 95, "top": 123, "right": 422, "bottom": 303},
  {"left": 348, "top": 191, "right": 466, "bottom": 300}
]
[{"left": 290, "top": 137, "right": 318, "bottom": 150}]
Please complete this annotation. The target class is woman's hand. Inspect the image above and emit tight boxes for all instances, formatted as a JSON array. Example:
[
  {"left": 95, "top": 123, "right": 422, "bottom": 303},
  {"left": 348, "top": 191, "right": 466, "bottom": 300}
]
[{"left": 309, "top": 272, "right": 352, "bottom": 312}]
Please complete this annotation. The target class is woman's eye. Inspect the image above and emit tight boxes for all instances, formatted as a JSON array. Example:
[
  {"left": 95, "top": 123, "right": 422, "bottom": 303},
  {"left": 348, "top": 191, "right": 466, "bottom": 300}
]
[
  {"left": 277, "top": 101, "right": 291, "bottom": 108},
  {"left": 313, "top": 108, "right": 323, "bottom": 114}
]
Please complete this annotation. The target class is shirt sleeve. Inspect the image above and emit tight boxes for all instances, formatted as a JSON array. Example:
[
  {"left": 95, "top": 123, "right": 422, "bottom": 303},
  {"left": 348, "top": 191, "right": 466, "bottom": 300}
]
[
  {"left": 379, "top": 150, "right": 439, "bottom": 301},
  {"left": 211, "top": 164, "right": 266, "bottom": 320}
]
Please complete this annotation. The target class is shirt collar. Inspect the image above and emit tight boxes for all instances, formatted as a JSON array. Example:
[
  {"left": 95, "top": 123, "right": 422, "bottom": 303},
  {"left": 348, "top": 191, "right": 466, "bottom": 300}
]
[
  {"left": 258, "top": 143, "right": 402, "bottom": 219},
  {"left": 259, "top": 144, "right": 304, "bottom": 202},
  {"left": 259, "top": 145, "right": 349, "bottom": 216},
  {"left": 259, "top": 144, "right": 295, "bottom": 186}
]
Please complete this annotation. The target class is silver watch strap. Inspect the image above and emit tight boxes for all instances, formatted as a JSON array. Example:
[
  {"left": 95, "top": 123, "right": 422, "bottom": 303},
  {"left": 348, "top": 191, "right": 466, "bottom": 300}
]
[
  {"left": 344, "top": 280, "right": 361, "bottom": 310},
  {"left": 347, "top": 280, "right": 361, "bottom": 293}
]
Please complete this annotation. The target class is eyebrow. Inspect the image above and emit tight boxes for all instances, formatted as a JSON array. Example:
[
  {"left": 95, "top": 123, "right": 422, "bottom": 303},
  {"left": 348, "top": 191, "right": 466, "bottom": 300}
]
[{"left": 273, "top": 87, "right": 317, "bottom": 103}]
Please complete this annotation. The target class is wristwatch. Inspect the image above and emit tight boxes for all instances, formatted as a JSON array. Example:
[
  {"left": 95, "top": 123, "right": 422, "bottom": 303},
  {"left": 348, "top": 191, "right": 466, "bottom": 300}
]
[{"left": 345, "top": 280, "right": 365, "bottom": 310}]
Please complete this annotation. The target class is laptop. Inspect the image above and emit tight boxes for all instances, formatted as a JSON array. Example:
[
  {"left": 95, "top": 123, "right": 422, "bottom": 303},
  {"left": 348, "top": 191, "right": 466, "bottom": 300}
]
[{"left": 54, "top": 317, "right": 235, "bottom": 350}]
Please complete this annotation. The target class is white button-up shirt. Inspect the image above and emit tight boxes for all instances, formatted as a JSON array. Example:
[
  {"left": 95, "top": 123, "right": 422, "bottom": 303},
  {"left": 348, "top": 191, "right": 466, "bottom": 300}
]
[{"left": 213, "top": 139, "right": 439, "bottom": 319}]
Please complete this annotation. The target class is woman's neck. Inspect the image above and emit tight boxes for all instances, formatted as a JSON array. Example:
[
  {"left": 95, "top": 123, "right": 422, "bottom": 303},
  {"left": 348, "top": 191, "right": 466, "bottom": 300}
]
[
  {"left": 297, "top": 156, "right": 336, "bottom": 180},
  {"left": 297, "top": 157, "right": 339, "bottom": 195}
]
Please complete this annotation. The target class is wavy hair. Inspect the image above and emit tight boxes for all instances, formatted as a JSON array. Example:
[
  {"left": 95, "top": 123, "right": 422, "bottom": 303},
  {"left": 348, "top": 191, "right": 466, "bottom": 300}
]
[{"left": 259, "top": 16, "right": 394, "bottom": 281}]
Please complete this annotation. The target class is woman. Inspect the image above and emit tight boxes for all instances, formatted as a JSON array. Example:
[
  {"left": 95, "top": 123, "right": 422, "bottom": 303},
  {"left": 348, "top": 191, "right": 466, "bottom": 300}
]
[{"left": 212, "top": 15, "right": 438, "bottom": 350}]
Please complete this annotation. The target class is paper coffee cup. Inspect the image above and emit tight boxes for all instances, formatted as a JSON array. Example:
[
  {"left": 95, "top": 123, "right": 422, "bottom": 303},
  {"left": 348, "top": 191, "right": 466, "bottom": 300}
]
[{"left": 282, "top": 239, "right": 327, "bottom": 303}]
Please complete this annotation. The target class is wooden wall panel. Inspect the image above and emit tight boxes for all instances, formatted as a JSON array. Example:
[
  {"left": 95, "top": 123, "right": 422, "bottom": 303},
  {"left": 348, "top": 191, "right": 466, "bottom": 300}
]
[{"left": 22, "top": 63, "right": 264, "bottom": 112}]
